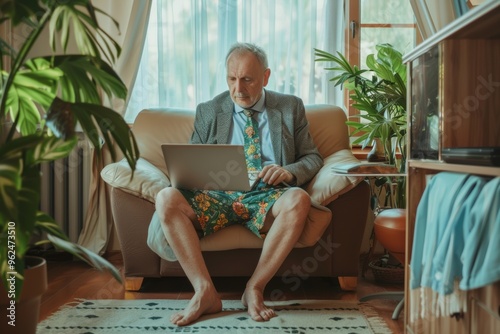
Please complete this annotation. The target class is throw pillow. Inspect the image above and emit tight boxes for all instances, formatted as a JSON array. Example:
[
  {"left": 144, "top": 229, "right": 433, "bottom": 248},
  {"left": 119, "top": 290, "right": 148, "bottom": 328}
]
[
  {"left": 306, "top": 149, "right": 364, "bottom": 206},
  {"left": 100, "top": 158, "right": 170, "bottom": 203}
]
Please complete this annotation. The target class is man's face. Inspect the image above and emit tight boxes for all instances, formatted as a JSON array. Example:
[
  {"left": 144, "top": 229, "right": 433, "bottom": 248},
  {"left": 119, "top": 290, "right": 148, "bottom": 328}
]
[{"left": 226, "top": 51, "right": 270, "bottom": 109}]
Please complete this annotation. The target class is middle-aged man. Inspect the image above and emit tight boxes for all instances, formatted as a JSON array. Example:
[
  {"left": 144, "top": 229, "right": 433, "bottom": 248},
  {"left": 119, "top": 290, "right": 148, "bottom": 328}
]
[{"left": 154, "top": 42, "right": 323, "bottom": 326}]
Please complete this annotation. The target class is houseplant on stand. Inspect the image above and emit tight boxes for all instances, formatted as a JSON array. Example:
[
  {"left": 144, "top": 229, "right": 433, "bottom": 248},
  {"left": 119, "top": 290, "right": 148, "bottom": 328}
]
[
  {"left": 315, "top": 44, "right": 407, "bottom": 282},
  {"left": 314, "top": 43, "right": 407, "bottom": 207},
  {"left": 0, "top": 1, "right": 139, "bottom": 333}
]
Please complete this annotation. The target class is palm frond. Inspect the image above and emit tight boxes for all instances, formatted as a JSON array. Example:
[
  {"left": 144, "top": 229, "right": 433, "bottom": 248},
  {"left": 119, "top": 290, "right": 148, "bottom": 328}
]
[{"left": 49, "top": 1, "right": 121, "bottom": 64}]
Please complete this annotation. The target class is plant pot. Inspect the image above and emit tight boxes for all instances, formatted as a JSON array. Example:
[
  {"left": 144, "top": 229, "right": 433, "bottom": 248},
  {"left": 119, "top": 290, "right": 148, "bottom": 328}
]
[
  {"left": 369, "top": 258, "right": 405, "bottom": 284},
  {"left": 0, "top": 256, "right": 47, "bottom": 334},
  {"left": 367, "top": 138, "right": 387, "bottom": 162},
  {"left": 373, "top": 208, "right": 406, "bottom": 265}
]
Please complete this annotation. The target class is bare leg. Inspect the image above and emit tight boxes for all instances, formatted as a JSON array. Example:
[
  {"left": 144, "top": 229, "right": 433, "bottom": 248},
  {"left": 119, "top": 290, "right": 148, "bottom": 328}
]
[
  {"left": 241, "top": 188, "right": 310, "bottom": 321},
  {"left": 155, "top": 188, "right": 222, "bottom": 326}
]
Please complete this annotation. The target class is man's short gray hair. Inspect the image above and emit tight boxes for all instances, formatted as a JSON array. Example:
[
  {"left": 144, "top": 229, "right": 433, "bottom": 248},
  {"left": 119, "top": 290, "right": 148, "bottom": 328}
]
[{"left": 225, "top": 42, "right": 269, "bottom": 69}]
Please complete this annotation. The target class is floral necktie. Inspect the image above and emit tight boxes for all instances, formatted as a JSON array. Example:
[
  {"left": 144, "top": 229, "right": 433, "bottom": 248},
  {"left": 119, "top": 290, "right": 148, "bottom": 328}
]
[{"left": 243, "top": 109, "right": 262, "bottom": 172}]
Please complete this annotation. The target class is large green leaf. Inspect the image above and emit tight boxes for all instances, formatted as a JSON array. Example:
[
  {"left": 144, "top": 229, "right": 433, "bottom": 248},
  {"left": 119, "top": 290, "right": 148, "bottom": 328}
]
[
  {"left": 31, "top": 136, "right": 77, "bottom": 164},
  {"left": 9, "top": 54, "right": 127, "bottom": 136},
  {"left": 70, "top": 103, "right": 139, "bottom": 170},
  {"left": 314, "top": 49, "right": 370, "bottom": 90},
  {"left": 34, "top": 212, "right": 69, "bottom": 242},
  {"left": 0, "top": 134, "right": 44, "bottom": 158},
  {"left": 5, "top": 91, "right": 42, "bottom": 135},
  {"left": 50, "top": 55, "right": 127, "bottom": 103},
  {"left": 48, "top": 234, "right": 122, "bottom": 283},
  {"left": 44, "top": 98, "right": 138, "bottom": 171},
  {"left": 49, "top": 0, "right": 121, "bottom": 64},
  {"left": 5, "top": 62, "right": 61, "bottom": 134}
]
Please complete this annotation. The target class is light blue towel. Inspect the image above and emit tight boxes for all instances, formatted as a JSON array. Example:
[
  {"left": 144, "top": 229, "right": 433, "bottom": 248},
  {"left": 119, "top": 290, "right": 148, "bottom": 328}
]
[
  {"left": 460, "top": 177, "right": 500, "bottom": 290},
  {"left": 411, "top": 172, "right": 499, "bottom": 294},
  {"left": 410, "top": 172, "right": 472, "bottom": 290},
  {"left": 431, "top": 175, "right": 487, "bottom": 295}
]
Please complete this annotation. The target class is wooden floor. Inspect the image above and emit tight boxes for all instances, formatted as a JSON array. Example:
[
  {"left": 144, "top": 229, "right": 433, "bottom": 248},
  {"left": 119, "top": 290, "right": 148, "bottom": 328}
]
[{"left": 39, "top": 251, "right": 405, "bottom": 333}]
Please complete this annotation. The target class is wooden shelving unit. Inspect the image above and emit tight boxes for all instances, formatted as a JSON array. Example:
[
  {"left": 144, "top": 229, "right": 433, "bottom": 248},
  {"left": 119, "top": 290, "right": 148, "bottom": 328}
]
[{"left": 404, "top": 2, "right": 500, "bottom": 333}]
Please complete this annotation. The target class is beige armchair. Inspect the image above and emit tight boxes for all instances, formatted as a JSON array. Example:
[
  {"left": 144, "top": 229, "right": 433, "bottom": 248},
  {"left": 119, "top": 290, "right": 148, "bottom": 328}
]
[{"left": 101, "top": 104, "right": 370, "bottom": 291}]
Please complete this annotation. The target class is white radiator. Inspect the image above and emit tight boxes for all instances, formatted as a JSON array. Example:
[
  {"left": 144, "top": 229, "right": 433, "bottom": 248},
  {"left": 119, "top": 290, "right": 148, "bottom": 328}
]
[{"left": 39, "top": 134, "right": 91, "bottom": 243}]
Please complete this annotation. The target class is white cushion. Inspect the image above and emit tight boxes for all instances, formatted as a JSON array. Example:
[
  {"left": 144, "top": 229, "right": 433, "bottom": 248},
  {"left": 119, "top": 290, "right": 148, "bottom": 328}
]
[
  {"left": 305, "top": 149, "right": 364, "bottom": 206},
  {"left": 101, "top": 158, "right": 170, "bottom": 203}
]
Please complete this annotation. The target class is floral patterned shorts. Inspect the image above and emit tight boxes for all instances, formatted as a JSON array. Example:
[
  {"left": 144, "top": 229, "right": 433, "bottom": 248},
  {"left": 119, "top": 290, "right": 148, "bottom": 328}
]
[{"left": 179, "top": 180, "right": 288, "bottom": 238}]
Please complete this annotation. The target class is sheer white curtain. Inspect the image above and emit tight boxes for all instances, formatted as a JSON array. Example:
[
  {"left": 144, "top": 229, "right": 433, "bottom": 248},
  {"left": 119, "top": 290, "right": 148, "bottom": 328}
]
[{"left": 124, "top": 0, "right": 346, "bottom": 123}]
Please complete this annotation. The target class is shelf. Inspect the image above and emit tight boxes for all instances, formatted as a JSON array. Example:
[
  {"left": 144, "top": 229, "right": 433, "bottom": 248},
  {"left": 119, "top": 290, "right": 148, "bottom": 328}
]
[
  {"left": 408, "top": 160, "right": 500, "bottom": 177},
  {"left": 405, "top": 2, "right": 500, "bottom": 332}
]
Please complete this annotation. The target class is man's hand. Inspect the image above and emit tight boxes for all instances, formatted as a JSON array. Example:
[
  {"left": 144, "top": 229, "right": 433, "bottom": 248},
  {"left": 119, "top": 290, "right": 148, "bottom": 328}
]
[{"left": 259, "top": 164, "right": 296, "bottom": 186}]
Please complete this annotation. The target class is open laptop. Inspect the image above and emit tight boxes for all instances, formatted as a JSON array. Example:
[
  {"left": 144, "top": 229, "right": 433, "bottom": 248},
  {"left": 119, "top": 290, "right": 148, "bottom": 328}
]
[{"left": 161, "top": 144, "right": 259, "bottom": 191}]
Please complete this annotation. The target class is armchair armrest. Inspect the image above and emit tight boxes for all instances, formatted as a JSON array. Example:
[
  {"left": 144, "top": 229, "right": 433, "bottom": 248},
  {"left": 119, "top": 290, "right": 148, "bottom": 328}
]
[
  {"left": 305, "top": 149, "right": 364, "bottom": 206},
  {"left": 101, "top": 158, "right": 170, "bottom": 203}
]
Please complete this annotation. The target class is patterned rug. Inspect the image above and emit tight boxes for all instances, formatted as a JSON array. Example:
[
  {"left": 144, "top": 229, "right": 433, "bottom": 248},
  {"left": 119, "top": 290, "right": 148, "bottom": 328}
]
[{"left": 37, "top": 299, "right": 392, "bottom": 333}]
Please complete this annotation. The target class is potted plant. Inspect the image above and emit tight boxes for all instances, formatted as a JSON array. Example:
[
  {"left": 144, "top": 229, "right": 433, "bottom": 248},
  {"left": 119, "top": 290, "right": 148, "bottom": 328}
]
[
  {"left": 314, "top": 43, "right": 407, "bottom": 208},
  {"left": 315, "top": 44, "right": 408, "bottom": 284},
  {"left": 0, "top": 0, "right": 139, "bottom": 331}
]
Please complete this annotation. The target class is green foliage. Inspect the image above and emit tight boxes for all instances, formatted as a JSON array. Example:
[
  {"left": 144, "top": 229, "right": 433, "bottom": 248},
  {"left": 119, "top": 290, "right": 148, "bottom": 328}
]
[
  {"left": 0, "top": 0, "right": 140, "bottom": 299},
  {"left": 315, "top": 44, "right": 406, "bottom": 166},
  {"left": 315, "top": 43, "right": 407, "bottom": 208}
]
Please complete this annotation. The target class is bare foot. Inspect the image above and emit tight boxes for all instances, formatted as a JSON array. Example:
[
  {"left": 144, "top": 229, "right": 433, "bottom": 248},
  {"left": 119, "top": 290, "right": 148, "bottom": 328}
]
[
  {"left": 241, "top": 286, "right": 276, "bottom": 321},
  {"left": 171, "top": 288, "right": 222, "bottom": 326}
]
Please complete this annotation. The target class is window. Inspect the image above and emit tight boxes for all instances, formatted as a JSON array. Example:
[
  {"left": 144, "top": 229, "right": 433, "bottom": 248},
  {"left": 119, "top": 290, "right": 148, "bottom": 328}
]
[
  {"left": 124, "top": 0, "right": 343, "bottom": 123},
  {"left": 345, "top": 0, "right": 417, "bottom": 118}
]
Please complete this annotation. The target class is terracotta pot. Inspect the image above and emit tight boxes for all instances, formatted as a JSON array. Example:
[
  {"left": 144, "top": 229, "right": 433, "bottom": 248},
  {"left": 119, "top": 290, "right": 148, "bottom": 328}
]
[
  {"left": 373, "top": 208, "right": 406, "bottom": 265},
  {"left": 0, "top": 256, "right": 47, "bottom": 334}
]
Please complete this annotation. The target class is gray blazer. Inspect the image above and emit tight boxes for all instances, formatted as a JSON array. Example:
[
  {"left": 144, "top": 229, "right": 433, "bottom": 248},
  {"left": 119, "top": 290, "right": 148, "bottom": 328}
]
[{"left": 190, "top": 90, "right": 323, "bottom": 186}]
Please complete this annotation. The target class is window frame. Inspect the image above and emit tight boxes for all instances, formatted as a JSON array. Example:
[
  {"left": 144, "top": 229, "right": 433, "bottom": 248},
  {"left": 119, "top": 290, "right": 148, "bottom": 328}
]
[{"left": 344, "top": 0, "right": 420, "bottom": 125}]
